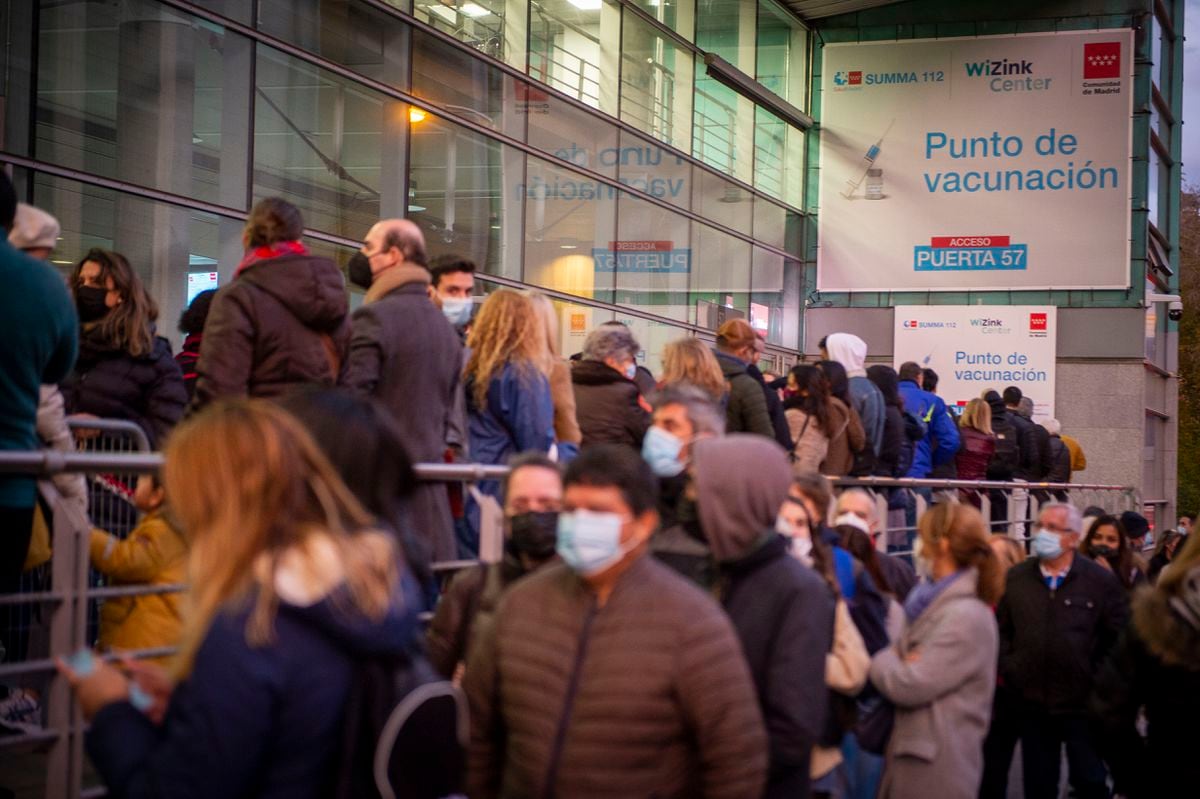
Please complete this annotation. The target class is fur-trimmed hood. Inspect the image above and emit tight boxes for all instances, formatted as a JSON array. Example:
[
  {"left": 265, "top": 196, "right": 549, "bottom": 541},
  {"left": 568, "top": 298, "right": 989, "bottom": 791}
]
[{"left": 1133, "top": 585, "right": 1200, "bottom": 671}]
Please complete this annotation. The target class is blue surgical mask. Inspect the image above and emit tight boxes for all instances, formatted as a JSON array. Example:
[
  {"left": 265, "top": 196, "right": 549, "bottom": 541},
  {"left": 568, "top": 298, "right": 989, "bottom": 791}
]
[
  {"left": 1032, "top": 528, "right": 1064, "bottom": 561},
  {"left": 642, "top": 426, "right": 685, "bottom": 478},
  {"left": 624, "top": 362, "right": 638, "bottom": 380},
  {"left": 441, "top": 297, "right": 472, "bottom": 327},
  {"left": 556, "top": 510, "right": 630, "bottom": 576}
]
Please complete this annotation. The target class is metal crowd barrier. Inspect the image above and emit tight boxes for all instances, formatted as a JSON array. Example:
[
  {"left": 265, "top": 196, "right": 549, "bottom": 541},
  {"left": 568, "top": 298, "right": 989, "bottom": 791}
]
[{"left": 0, "top": 449, "right": 1138, "bottom": 799}]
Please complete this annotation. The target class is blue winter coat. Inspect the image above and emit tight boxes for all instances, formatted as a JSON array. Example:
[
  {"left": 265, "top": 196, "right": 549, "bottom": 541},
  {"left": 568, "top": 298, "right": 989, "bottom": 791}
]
[
  {"left": 897, "top": 380, "right": 959, "bottom": 478},
  {"left": 85, "top": 581, "right": 422, "bottom": 799}
]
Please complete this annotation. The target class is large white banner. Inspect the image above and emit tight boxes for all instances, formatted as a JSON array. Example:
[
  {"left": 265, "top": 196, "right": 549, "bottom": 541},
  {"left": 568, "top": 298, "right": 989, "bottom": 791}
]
[
  {"left": 893, "top": 306, "right": 1057, "bottom": 421},
  {"left": 818, "top": 31, "right": 1133, "bottom": 292}
]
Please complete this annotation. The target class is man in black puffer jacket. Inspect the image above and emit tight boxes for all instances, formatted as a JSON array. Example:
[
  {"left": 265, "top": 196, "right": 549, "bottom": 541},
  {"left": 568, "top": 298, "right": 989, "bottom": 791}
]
[{"left": 997, "top": 501, "right": 1128, "bottom": 799}]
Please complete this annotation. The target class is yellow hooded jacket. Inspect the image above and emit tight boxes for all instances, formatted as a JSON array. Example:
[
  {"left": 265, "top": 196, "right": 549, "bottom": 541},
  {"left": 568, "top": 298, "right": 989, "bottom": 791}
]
[{"left": 90, "top": 510, "right": 187, "bottom": 657}]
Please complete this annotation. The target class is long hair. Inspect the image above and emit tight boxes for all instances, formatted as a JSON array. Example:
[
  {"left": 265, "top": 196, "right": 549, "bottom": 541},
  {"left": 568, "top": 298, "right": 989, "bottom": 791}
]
[
  {"left": 1081, "top": 515, "right": 1137, "bottom": 590},
  {"left": 961, "top": 397, "right": 993, "bottom": 436},
  {"left": 866, "top": 365, "right": 903, "bottom": 410},
  {"left": 1157, "top": 530, "right": 1200, "bottom": 595},
  {"left": 838, "top": 525, "right": 893, "bottom": 597},
  {"left": 816, "top": 360, "right": 852, "bottom": 407},
  {"left": 465, "top": 289, "right": 546, "bottom": 406},
  {"left": 164, "top": 400, "right": 397, "bottom": 678},
  {"left": 786, "top": 364, "right": 833, "bottom": 435},
  {"left": 919, "top": 503, "right": 1003, "bottom": 605},
  {"left": 71, "top": 249, "right": 157, "bottom": 357},
  {"left": 661, "top": 337, "right": 727, "bottom": 402},
  {"left": 525, "top": 291, "right": 562, "bottom": 370}
]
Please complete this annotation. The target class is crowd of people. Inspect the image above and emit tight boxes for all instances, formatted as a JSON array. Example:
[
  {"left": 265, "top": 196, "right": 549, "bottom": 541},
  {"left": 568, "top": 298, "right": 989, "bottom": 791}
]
[{"left": 2, "top": 174, "right": 1198, "bottom": 798}]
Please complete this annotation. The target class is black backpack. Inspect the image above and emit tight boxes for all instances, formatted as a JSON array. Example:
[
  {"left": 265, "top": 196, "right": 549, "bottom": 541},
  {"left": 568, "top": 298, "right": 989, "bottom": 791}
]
[
  {"left": 988, "top": 416, "right": 1020, "bottom": 480},
  {"left": 332, "top": 653, "right": 468, "bottom": 799}
]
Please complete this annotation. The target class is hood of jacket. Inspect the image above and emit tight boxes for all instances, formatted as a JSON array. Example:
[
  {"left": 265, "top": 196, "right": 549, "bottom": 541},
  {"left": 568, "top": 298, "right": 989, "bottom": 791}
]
[
  {"left": 984, "top": 390, "right": 1008, "bottom": 419},
  {"left": 1134, "top": 581, "right": 1200, "bottom": 671},
  {"left": 571, "top": 358, "right": 631, "bottom": 386},
  {"left": 824, "top": 333, "right": 868, "bottom": 377},
  {"left": 364, "top": 264, "right": 431, "bottom": 305},
  {"left": 713, "top": 349, "right": 748, "bottom": 379},
  {"left": 692, "top": 434, "right": 792, "bottom": 562},
  {"left": 238, "top": 253, "right": 348, "bottom": 331}
]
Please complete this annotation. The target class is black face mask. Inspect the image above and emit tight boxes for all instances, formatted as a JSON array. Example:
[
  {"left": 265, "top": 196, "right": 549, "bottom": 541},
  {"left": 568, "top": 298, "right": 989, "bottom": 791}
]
[
  {"left": 1089, "top": 544, "right": 1118, "bottom": 561},
  {"left": 347, "top": 252, "right": 373, "bottom": 290},
  {"left": 508, "top": 511, "right": 559, "bottom": 560},
  {"left": 75, "top": 285, "right": 110, "bottom": 323}
]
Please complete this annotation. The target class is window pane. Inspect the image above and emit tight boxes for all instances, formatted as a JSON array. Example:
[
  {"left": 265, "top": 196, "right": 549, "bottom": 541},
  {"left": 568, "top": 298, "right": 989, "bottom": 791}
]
[
  {"left": 693, "top": 74, "right": 755, "bottom": 184},
  {"left": 693, "top": 167, "right": 752, "bottom": 237},
  {"left": 523, "top": 155, "right": 617, "bottom": 304},
  {"left": 695, "top": 0, "right": 755, "bottom": 73},
  {"left": 412, "top": 0, "right": 505, "bottom": 61},
  {"left": 36, "top": 0, "right": 251, "bottom": 208},
  {"left": 627, "top": 0, "right": 695, "bottom": 39},
  {"left": 529, "top": 0, "right": 619, "bottom": 115},
  {"left": 254, "top": 46, "right": 402, "bottom": 239},
  {"left": 554, "top": 298, "right": 614, "bottom": 359},
  {"left": 258, "top": 0, "right": 412, "bottom": 88},
  {"left": 412, "top": 26, "right": 528, "bottom": 142},
  {"left": 617, "top": 129, "right": 692, "bottom": 212},
  {"left": 750, "top": 248, "right": 801, "bottom": 348},
  {"left": 692, "top": 222, "right": 751, "bottom": 321},
  {"left": 614, "top": 190, "right": 692, "bottom": 323},
  {"left": 528, "top": 84, "right": 620, "bottom": 179},
  {"left": 756, "top": 0, "right": 806, "bottom": 107},
  {"left": 409, "top": 113, "right": 522, "bottom": 279},
  {"left": 753, "top": 107, "right": 804, "bottom": 210},
  {"left": 620, "top": 11, "right": 693, "bottom": 152}
]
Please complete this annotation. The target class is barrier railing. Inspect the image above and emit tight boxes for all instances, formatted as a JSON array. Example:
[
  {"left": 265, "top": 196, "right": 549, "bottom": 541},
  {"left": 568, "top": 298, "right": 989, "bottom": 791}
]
[{"left": 0, "top": 448, "right": 1138, "bottom": 798}]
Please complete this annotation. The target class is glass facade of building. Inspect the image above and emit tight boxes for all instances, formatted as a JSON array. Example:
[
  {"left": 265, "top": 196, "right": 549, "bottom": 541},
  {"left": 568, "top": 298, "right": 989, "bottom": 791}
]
[{"left": 0, "top": 0, "right": 809, "bottom": 371}]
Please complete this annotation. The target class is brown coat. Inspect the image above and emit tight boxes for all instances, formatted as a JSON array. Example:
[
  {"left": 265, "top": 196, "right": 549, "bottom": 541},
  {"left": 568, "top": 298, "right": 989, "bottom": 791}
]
[
  {"left": 464, "top": 555, "right": 768, "bottom": 799},
  {"left": 191, "top": 254, "right": 349, "bottom": 410},
  {"left": 819, "top": 397, "right": 866, "bottom": 476},
  {"left": 549, "top": 359, "right": 582, "bottom": 445}
]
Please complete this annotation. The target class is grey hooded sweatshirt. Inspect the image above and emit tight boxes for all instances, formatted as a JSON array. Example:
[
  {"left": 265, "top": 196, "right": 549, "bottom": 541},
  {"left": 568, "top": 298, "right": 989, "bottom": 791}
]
[{"left": 824, "top": 333, "right": 885, "bottom": 457}]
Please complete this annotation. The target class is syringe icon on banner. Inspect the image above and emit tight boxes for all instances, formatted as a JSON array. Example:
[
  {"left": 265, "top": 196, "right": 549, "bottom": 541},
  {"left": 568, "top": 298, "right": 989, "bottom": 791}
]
[{"left": 842, "top": 119, "right": 895, "bottom": 199}]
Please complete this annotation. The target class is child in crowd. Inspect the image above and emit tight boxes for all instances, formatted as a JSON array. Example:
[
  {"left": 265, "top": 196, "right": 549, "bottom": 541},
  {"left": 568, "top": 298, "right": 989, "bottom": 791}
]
[{"left": 89, "top": 473, "right": 187, "bottom": 662}]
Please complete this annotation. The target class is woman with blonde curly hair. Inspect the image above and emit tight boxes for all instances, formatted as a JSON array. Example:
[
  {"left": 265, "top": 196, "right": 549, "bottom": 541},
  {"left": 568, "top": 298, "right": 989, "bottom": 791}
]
[
  {"left": 526, "top": 292, "right": 582, "bottom": 455},
  {"left": 659, "top": 337, "right": 728, "bottom": 404},
  {"left": 463, "top": 290, "right": 556, "bottom": 535}
]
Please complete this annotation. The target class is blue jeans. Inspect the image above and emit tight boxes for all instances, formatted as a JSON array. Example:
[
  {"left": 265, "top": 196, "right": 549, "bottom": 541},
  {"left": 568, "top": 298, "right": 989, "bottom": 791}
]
[{"left": 840, "top": 732, "right": 884, "bottom": 799}]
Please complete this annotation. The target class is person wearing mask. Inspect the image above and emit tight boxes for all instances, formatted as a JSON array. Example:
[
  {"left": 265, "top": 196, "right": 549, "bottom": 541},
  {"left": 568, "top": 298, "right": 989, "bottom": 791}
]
[
  {"left": 821, "top": 333, "right": 885, "bottom": 470},
  {"left": 643, "top": 383, "right": 724, "bottom": 531},
  {"left": 175, "top": 289, "right": 216, "bottom": 401},
  {"left": 1081, "top": 515, "right": 1145, "bottom": 590},
  {"left": 867, "top": 365, "right": 922, "bottom": 542},
  {"left": 835, "top": 489, "right": 917, "bottom": 602},
  {"left": 897, "top": 361, "right": 959, "bottom": 481},
  {"left": 691, "top": 435, "right": 835, "bottom": 799},
  {"left": 814, "top": 360, "right": 867, "bottom": 476},
  {"left": 784, "top": 364, "right": 835, "bottom": 474},
  {"left": 955, "top": 397, "right": 996, "bottom": 508},
  {"left": 749, "top": 333, "right": 794, "bottom": 451},
  {"left": 573, "top": 321, "right": 657, "bottom": 397},
  {"left": 659, "top": 336, "right": 728, "bottom": 405},
  {"left": 713, "top": 319, "right": 775, "bottom": 439},
  {"left": 1178, "top": 512, "right": 1195, "bottom": 537},
  {"left": 462, "top": 289, "right": 556, "bottom": 540},
  {"left": 340, "top": 218, "right": 463, "bottom": 561},
  {"left": 997, "top": 502, "right": 1129, "bottom": 799},
  {"left": 464, "top": 445, "right": 768, "bottom": 798},
  {"left": 62, "top": 248, "right": 186, "bottom": 448},
  {"left": 525, "top": 292, "right": 581, "bottom": 458},
  {"left": 278, "top": 389, "right": 434, "bottom": 607},
  {"left": 870, "top": 503, "right": 1001, "bottom": 799},
  {"left": 426, "top": 453, "right": 562, "bottom": 678},
  {"left": 982, "top": 390, "right": 1021, "bottom": 533},
  {"left": 1148, "top": 528, "right": 1185, "bottom": 583},
  {"left": 1091, "top": 534, "right": 1200, "bottom": 797},
  {"left": 58, "top": 400, "right": 422, "bottom": 798},
  {"left": 0, "top": 179, "right": 76, "bottom": 722},
  {"left": 427, "top": 253, "right": 476, "bottom": 336},
  {"left": 571, "top": 324, "right": 650, "bottom": 450},
  {"left": 191, "top": 198, "right": 348, "bottom": 410}
]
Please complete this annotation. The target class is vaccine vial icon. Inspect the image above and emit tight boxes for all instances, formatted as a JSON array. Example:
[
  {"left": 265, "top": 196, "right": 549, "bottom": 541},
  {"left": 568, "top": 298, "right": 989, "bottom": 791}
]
[{"left": 865, "top": 169, "right": 884, "bottom": 199}]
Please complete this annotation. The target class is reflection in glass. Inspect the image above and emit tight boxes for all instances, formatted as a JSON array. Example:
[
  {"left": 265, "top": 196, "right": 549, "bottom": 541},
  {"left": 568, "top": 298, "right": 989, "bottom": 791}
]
[
  {"left": 750, "top": 248, "right": 801, "bottom": 349},
  {"left": 412, "top": 0, "right": 505, "bottom": 61},
  {"left": 626, "top": 0, "right": 694, "bottom": 39},
  {"left": 523, "top": 155, "right": 617, "bottom": 304},
  {"left": 409, "top": 113, "right": 522, "bottom": 279},
  {"left": 693, "top": 75, "right": 755, "bottom": 184},
  {"left": 756, "top": 0, "right": 806, "bottom": 106},
  {"left": 620, "top": 11, "right": 694, "bottom": 152},
  {"left": 254, "top": 46, "right": 401, "bottom": 240},
  {"left": 529, "top": 85, "right": 621, "bottom": 179},
  {"left": 616, "top": 129, "right": 692, "bottom": 212},
  {"left": 693, "top": 168, "right": 752, "bottom": 237},
  {"left": 529, "top": 0, "right": 619, "bottom": 115},
  {"left": 692, "top": 222, "right": 751, "bottom": 320},
  {"left": 36, "top": 0, "right": 251, "bottom": 207},
  {"left": 613, "top": 190, "right": 691, "bottom": 324}
]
